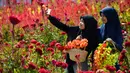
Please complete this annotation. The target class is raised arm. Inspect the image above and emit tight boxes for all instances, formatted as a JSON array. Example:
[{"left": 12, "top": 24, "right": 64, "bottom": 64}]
[
  {"left": 48, "top": 15, "right": 70, "bottom": 32},
  {"left": 43, "top": 5, "right": 70, "bottom": 32}
]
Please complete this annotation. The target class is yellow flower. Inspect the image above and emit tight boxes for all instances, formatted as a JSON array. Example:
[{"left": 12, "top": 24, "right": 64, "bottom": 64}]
[{"left": 38, "top": 6, "right": 41, "bottom": 14}]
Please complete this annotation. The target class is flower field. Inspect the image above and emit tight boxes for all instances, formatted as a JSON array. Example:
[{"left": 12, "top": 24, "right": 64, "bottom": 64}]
[{"left": 0, "top": 0, "right": 130, "bottom": 73}]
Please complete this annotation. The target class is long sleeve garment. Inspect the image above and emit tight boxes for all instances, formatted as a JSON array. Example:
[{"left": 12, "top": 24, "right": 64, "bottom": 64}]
[
  {"left": 48, "top": 15, "right": 99, "bottom": 73},
  {"left": 99, "top": 7, "right": 123, "bottom": 51}
]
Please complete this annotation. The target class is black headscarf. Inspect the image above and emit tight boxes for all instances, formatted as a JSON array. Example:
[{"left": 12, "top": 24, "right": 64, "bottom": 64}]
[
  {"left": 100, "top": 6, "right": 123, "bottom": 51},
  {"left": 80, "top": 15, "right": 98, "bottom": 38},
  {"left": 48, "top": 15, "right": 99, "bottom": 73},
  {"left": 80, "top": 15, "right": 98, "bottom": 57}
]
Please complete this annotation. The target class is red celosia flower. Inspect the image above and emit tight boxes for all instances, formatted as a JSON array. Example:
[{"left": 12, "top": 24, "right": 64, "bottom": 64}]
[
  {"left": 55, "top": 43, "right": 61, "bottom": 47},
  {"left": 78, "top": 71, "right": 83, "bottom": 73},
  {"left": 116, "top": 70, "right": 123, "bottom": 73},
  {"left": 52, "top": 60, "right": 56, "bottom": 65},
  {"left": 30, "top": 24, "right": 36, "bottom": 28},
  {"left": 22, "top": 25, "right": 29, "bottom": 29},
  {"left": 19, "top": 40, "right": 26, "bottom": 44},
  {"left": 125, "top": 42, "right": 130, "bottom": 47},
  {"left": 21, "top": 56, "right": 25, "bottom": 66},
  {"left": 122, "top": 30, "right": 125, "bottom": 33},
  {"left": 35, "top": 47, "right": 42, "bottom": 55},
  {"left": 20, "top": 33, "right": 24, "bottom": 38},
  {"left": 37, "top": 1, "right": 44, "bottom": 6},
  {"left": 15, "top": 43, "right": 21, "bottom": 48},
  {"left": 9, "top": 15, "right": 20, "bottom": 25},
  {"left": 46, "top": 62, "right": 49, "bottom": 66},
  {"left": 95, "top": 68, "right": 105, "bottom": 73},
  {"left": 31, "top": 39, "right": 37, "bottom": 44},
  {"left": 28, "top": 62, "right": 37, "bottom": 69},
  {"left": 0, "top": 68, "right": 3, "bottom": 73},
  {"left": 38, "top": 68, "right": 46, "bottom": 73},
  {"left": 40, "top": 28, "right": 44, "bottom": 32},
  {"left": 47, "top": 47, "right": 54, "bottom": 52},
  {"left": 23, "top": 65, "right": 28, "bottom": 69},
  {"left": 119, "top": 61, "right": 123, "bottom": 65},
  {"left": 38, "top": 68, "right": 50, "bottom": 73},
  {"left": 66, "top": 18, "right": 70, "bottom": 22},
  {"left": 118, "top": 54, "right": 125, "bottom": 62},
  {"left": 79, "top": 71, "right": 94, "bottom": 73},
  {"left": 61, "top": 31, "right": 66, "bottom": 35},
  {"left": 128, "top": 70, "right": 130, "bottom": 73},
  {"left": 34, "top": 19, "right": 39, "bottom": 23},
  {"left": 36, "top": 42, "right": 41, "bottom": 46},
  {"left": 55, "top": 62, "right": 62, "bottom": 67},
  {"left": 15, "top": 41, "right": 25, "bottom": 48},
  {"left": 55, "top": 43, "right": 64, "bottom": 51},
  {"left": 127, "top": 22, "right": 130, "bottom": 25},
  {"left": 22, "top": 25, "right": 30, "bottom": 32},
  {"left": 105, "top": 65, "right": 116, "bottom": 71},
  {"left": 64, "top": 45, "right": 72, "bottom": 50},
  {"left": 122, "top": 66, "right": 128, "bottom": 70},
  {"left": 61, "top": 63, "right": 68, "bottom": 69},
  {"left": 58, "top": 46, "right": 64, "bottom": 51},
  {"left": 121, "top": 49, "right": 127, "bottom": 55},
  {"left": 28, "top": 44, "right": 34, "bottom": 49},
  {"left": 4, "top": 42, "right": 10, "bottom": 46},
  {"left": 49, "top": 40, "right": 57, "bottom": 47},
  {"left": 41, "top": 44, "right": 45, "bottom": 48}
]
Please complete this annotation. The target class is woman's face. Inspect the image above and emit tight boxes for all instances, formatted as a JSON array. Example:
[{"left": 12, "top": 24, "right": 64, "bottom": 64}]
[
  {"left": 79, "top": 18, "right": 85, "bottom": 30},
  {"left": 101, "top": 13, "right": 107, "bottom": 24}
]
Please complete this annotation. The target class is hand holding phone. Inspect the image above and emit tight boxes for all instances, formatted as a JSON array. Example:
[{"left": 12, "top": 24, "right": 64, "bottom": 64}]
[{"left": 42, "top": 5, "right": 51, "bottom": 16}]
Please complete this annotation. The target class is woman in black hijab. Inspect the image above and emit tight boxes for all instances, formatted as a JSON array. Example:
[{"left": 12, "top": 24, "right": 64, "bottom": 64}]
[
  {"left": 44, "top": 7, "right": 98, "bottom": 73},
  {"left": 99, "top": 6, "right": 123, "bottom": 51},
  {"left": 99, "top": 6, "right": 123, "bottom": 70}
]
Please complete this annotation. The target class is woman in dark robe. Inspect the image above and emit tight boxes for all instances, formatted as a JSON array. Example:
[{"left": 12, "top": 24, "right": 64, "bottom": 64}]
[
  {"left": 99, "top": 6, "right": 123, "bottom": 70},
  {"left": 44, "top": 7, "right": 99, "bottom": 73}
]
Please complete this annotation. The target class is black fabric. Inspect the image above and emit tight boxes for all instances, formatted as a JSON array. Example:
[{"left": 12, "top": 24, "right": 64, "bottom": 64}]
[
  {"left": 67, "top": 64, "right": 74, "bottom": 73},
  {"left": 100, "top": 6, "right": 123, "bottom": 51},
  {"left": 48, "top": 15, "right": 99, "bottom": 73}
]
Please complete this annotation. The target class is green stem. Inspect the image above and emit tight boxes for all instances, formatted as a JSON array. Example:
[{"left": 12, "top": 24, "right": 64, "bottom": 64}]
[
  {"left": 12, "top": 25, "right": 14, "bottom": 50},
  {"left": 36, "top": 53, "right": 39, "bottom": 65}
]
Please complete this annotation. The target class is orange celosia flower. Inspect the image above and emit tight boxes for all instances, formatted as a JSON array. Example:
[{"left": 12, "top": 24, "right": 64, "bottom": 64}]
[{"left": 65, "top": 38, "right": 88, "bottom": 50}]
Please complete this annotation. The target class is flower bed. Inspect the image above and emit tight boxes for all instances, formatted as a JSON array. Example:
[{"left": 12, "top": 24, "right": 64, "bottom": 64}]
[{"left": 0, "top": 0, "right": 130, "bottom": 73}]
